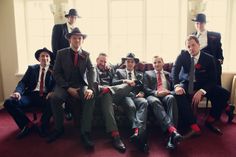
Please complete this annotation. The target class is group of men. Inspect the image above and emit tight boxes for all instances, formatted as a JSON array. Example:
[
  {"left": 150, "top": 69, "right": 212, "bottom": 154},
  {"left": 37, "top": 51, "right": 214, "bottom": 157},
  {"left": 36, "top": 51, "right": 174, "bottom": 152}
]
[{"left": 3, "top": 9, "right": 235, "bottom": 154}]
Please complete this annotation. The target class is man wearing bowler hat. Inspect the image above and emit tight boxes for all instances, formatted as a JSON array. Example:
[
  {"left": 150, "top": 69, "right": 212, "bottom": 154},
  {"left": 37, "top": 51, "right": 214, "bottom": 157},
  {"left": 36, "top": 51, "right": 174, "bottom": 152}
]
[
  {"left": 191, "top": 13, "right": 224, "bottom": 86},
  {"left": 4, "top": 48, "right": 55, "bottom": 139},
  {"left": 51, "top": 8, "right": 81, "bottom": 120},
  {"left": 47, "top": 28, "right": 96, "bottom": 150}
]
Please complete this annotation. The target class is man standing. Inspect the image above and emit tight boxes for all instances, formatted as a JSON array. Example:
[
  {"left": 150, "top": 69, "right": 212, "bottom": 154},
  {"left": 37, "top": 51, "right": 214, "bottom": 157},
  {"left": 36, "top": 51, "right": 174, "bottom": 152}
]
[
  {"left": 4, "top": 48, "right": 54, "bottom": 138},
  {"left": 113, "top": 53, "right": 149, "bottom": 152},
  {"left": 47, "top": 28, "right": 96, "bottom": 150},
  {"left": 143, "top": 56, "right": 182, "bottom": 149},
  {"left": 192, "top": 13, "right": 224, "bottom": 86},
  {"left": 172, "top": 35, "right": 233, "bottom": 137}
]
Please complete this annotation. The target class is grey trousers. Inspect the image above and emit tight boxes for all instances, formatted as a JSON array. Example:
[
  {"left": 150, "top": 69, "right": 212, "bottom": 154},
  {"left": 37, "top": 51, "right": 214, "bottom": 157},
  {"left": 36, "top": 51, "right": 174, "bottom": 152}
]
[
  {"left": 50, "top": 86, "right": 95, "bottom": 134},
  {"left": 147, "top": 95, "right": 178, "bottom": 132},
  {"left": 98, "top": 83, "right": 133, "bottom": 133}
]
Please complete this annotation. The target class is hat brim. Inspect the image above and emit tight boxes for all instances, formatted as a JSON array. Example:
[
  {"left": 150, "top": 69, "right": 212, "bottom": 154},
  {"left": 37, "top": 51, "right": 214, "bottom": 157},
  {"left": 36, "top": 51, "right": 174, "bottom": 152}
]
[
  {"left": 35, "top": 49, "right": 54, "bottom": 61},
  {"left": 191, "top": 19, "right": 207, "bottom": 23},
  {"left": 65, "top": 33, "right": 87, "bottom": 40},
  {"left": 122, "top": 57, "right": 139, "bottom": 63},
  {"left": 65, "top": 14, "right": 81, "bottom": 18}
]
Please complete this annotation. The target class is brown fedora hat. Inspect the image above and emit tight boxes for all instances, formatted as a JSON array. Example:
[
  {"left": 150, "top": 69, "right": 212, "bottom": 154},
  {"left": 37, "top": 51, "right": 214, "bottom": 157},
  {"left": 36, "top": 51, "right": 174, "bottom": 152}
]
[
  {"left": 122, "top": 53, "right": 139, "bottom": 63},
  {"left": 65, "top": 8, "right": 81, "bottom": 18},
  {"left": 192, "top": 13, "right": 207, "bottom": 23},
  {"left": 65, "top": 27, "right": 87, "bottom": 40},
  {"left": 35, "top": 47, "right": 53, "bottom": 61}
]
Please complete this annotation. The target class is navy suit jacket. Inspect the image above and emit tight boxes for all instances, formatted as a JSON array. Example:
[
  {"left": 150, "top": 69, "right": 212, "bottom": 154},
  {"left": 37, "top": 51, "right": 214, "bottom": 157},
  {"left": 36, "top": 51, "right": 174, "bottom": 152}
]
[
  {"left": 172, "top": 50, "right": 217, "bottom": 93},
  {"left": 51, "top": 23, "right": 70, "bottom": 57},
  {"left": 143, "top": 70, "right": 172, "bottom": 96},
  {"left": 15, "top": 64, "right": 55, "bottom": 95}
]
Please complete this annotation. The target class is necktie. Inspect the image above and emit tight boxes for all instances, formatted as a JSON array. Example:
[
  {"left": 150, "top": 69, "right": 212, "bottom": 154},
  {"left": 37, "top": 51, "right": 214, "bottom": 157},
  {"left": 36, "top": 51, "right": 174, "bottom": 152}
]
[
  {"left": 74, "top": 52, "right": 78, "bottom": 66},
  {"left": 39, "top": 68, "right": 45, "bottom": 96},
  {"left": 128, "top": 72, "right": 132, "bottom": 80},
  {"left": 188, "top": 57, "right": 195, "bottom": 94},
  {"left": 157, "top": 71, "right": 163, "bottom": 91}
]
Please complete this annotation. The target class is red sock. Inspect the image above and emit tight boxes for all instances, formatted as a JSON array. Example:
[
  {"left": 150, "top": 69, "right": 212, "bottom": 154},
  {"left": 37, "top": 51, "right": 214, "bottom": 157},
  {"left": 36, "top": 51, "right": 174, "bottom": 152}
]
[
  {"left": 111, "top": 131, "right": 120, "bottom": 137},
  {"left": 206, "top": 115, "right": 215, "bottom": 123},
  {"left": 26, "top": 121, "right": 34, "bottom": 128},
  {"left": 168, "top": 126, "right": 177, "bottom": 134},
  {"left": 101, "top": 87, "right": 111, "bottom": 95},
  {"left": 134, "top": 128, "right": 139, "bottom": 135},
  {"left": 191, "top": 124, "right": 200, "bottom": 132}
]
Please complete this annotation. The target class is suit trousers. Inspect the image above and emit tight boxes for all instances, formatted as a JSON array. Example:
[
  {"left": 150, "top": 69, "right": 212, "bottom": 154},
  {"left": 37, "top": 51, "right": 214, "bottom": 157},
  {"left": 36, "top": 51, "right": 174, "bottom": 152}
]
[
  {"left": 51, "top": 86, "right": 95, "bottom": 134},
  {"left": 122, "top": 96, "right": 148, "bottom": 130},
  {"left": 4, "top": 92, "right": 52, "bottom": 129},
  {"left": 147, "top": 95, "right": 178, "bottom": 132}
]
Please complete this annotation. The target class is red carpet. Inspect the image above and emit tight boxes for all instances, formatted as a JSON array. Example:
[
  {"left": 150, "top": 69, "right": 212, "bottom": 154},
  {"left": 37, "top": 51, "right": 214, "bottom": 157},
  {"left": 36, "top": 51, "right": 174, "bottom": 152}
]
[{"left": 1, "top": 109, "right": 236, "bottom": 157}]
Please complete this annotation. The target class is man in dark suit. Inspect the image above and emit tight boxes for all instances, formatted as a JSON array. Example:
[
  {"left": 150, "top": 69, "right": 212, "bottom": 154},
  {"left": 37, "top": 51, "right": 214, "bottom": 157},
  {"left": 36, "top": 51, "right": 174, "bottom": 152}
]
[
  {"left": 113, "top": 53, "right": 149, "bottom": 152},
  {"left": 172, "top": 35, "right": 233, "bottom": 137},
  {"left": 143, "top": 56, "right": 182, "bottom": 149},
  {"left": 51, "top": 8, "right": 80, "bottom": 120},
  {"left": 47, "top": 28, "right": 96, "bottom": 149},
  {"left": 4, "top": 48, "right": 55, "bottom": 138},
  {"left": 192, "top": 13, "right": 224, "bottom": 86}
]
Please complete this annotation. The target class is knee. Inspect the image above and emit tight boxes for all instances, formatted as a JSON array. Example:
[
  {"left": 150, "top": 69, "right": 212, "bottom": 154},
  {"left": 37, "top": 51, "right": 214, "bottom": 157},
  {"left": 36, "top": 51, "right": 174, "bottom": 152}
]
[
  {"left": 128, "top": 104, "right": 136, "bottom": 112},
  {"left": 4, "top": 98, "right": 16, "bottom": 109}
]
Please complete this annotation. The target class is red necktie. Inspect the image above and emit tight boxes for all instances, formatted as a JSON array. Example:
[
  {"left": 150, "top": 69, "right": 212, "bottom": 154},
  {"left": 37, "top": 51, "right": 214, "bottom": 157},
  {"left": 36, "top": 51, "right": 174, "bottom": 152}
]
[
  {"left": 39, "top": 68, "right": 45, "bottom": 96},
  {"left": 157, "top": 71, "right": 163, "bottom": 91},
  {"left": 74, "top": 52, "right": 78, "bottom": 66}
]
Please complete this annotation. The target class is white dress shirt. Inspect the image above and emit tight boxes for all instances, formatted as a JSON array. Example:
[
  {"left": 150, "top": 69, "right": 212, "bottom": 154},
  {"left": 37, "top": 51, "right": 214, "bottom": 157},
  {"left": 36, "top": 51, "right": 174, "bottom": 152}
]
[
  {"left": 66, "top": 22, "right": 74, "bottom": 33},
  {"left": 34, "top": 65, "right": 49, "bottom": 93},
  {"left": 197, "top": 30, "right": 208, "bottom": 50},
  {"left": 154, "top": 69, "right": 168, "bottom": 89},
  {"left": 126, "top": 69, "right": 136, "bottom": 80}
]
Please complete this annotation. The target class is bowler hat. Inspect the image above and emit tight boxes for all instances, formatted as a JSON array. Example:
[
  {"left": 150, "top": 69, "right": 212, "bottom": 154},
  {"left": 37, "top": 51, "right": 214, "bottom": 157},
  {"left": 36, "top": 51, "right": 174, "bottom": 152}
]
[
  {"left": 35, "top": 47, "right": 53, "bottom": 61},
  {"left": 65, "top": 9, "right": 80, "bottom": 18},
  {"left": 192, "top": 13, "right": 207, "bottom": 23},
  {"left": 65, "top": 27, "right": 87, "bottom": 39},
  {"left": 122, "top": 53, "right": 139, "bottom": 63}
]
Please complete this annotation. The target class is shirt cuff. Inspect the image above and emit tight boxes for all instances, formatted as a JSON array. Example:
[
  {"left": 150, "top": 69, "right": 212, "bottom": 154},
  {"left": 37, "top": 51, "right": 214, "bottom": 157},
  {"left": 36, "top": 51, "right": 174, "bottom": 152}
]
[{"left": 200, "top": 89, "right": 207, "bottom": 95}]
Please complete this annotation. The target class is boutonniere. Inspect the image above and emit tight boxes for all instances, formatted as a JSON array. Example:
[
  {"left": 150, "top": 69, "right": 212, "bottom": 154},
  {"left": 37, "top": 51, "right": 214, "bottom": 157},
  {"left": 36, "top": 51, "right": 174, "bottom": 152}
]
[{"left": 195, "top": 63, "right": 202, "bottom": 70}]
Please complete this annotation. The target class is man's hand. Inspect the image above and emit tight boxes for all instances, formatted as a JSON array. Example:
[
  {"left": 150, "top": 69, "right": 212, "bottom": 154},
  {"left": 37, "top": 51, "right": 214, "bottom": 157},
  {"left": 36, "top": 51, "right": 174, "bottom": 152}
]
[
  {"left": 67, "top": 87, "right": 80, "bottom": 98},
  {"left": 192, "top": 90, "right": 204, "bottom": 107},
  {"left": 156, "top": 89, "right": 170, "bottom": 97},
  {"left": 123, "top": 79, "right": 136, "bottom": 87},
  {"left": 84, "top": 89, "right": 94, "bottom": 100},
  {"left": 10, "top": 92, "right": 21, "bottom": 100},
  {"left": 136, "top": 92, "right": 144, "bottom": 98},
  {"left": 174, "top": 86, "right": 186, "bottom": 95}
]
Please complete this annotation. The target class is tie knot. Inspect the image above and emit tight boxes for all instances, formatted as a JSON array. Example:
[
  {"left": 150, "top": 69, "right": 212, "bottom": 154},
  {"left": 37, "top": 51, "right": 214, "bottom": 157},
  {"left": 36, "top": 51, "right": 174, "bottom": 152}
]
[{"left": 42, "top": 68, "right": 45, "bottom": 71}]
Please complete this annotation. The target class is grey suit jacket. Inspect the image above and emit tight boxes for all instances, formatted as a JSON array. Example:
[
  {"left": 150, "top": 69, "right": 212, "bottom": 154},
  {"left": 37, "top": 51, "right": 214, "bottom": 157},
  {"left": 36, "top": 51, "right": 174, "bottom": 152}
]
[
  {"left": 53, "top": 47, "right": 96, "bottom": 92},
  {"left": 143, "top": 70, "right": 171, "bottom": 96}
]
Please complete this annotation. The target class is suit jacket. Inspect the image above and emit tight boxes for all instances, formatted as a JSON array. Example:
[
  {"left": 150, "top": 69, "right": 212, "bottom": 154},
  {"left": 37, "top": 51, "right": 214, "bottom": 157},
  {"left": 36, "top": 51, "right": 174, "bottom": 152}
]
[
  {"left": 172, "top": 50, "right": 217, "bottom": 93},
  {"left": 112, "top": 69, "right": 143, "bottom": 96},
  {"left": 143, "top": 70, "right": 172, "bottom": 96},
  {"left": 53, "top": 48, "right": 95, "bottom": 92},
  {"left": 15, "top": 64, "right": 55, "bottom": 95},
  {"left": 51, "top": 23, "right": 70, "bottom": 57},
  {"left": 95, "top": 65, "right": 114, "bottom": 92}
]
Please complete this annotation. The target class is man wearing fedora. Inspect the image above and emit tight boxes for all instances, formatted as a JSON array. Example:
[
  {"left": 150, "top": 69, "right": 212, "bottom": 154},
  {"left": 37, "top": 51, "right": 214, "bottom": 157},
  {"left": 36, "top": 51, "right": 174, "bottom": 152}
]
[
  {"left": 113, "top": 53, "right": 149, "bottom": 153},
  {"left": 4, "top": 48, "right": 55, "bottom": 139},
  {"left": 47, "top": 28, "right": 96, "bottom": 149},
  {"left": 51, "top": 8, "right": 80, "bottom": 120},
  {"left": 191, "top": 13, "right": 224, "bottom": 86}
]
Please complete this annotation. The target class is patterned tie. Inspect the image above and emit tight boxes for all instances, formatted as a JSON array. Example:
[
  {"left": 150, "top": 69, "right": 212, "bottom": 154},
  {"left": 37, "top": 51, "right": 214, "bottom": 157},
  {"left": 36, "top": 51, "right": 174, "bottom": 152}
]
[
  {"left": 128, "top": 72, "right": 132, "bottom": 80},
  {"left": 39, "top": 68, "right": 45, "bottom": 96},
  {"left": 157, "top": 71, "right": 163, "bottom": 91},
  {"left": 74, "top": 52, "right": 78, "bottom": 66},
  {"left": 188, "top": 57, "right": 195, "bottom": 94}
]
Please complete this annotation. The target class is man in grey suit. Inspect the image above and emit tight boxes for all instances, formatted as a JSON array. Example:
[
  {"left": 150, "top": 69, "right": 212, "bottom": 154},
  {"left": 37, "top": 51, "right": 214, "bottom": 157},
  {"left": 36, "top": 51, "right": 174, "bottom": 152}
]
[
  {"left": 143, "top": 56, "right": 182, "bottom": 149},
  {"left": 47, "top": 28, "right": 96, "bottom": 149},
  {"left": 113, "top": 53, "right": 149, "bottom": 152}
]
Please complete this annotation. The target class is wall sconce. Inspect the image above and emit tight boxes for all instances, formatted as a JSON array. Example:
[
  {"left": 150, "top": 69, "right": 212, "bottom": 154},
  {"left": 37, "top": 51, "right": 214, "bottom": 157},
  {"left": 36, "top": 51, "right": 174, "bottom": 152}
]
[{"left": 188, "top": 0, "right": 207, "bottom": 16}]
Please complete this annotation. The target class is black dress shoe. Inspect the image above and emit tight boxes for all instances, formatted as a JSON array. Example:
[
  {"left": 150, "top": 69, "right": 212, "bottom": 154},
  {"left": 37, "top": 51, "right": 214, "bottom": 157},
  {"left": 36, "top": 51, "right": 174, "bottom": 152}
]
[
  {"left": 81, "top": 133, "right": 94, "bottom": 149},
  {"left": 226, "top": 105, "right": 235, "bottom": 123},
  {"left": 130, "top": 133, "right": 138, "bottom": 143},
  {"left": 65, "top": 112, "right": 73, "bottom": 121},
  {"left": 112, "top": 136, "right": 126, "bottom": 153},
  {"left": 47, "top": 129, "right": 64, "bottom": 143},
  {"left": 205, "top": 122, "right": 223, "bottom": 135},
  {"left": 183, "top": 130, "right": 201, "bottom": 139},
  {"left": 16, "top": 126, "right": 32, "bottom": 139},
  {"left": 36, "top": 125, "right": 49, "bottom": 138},
  {"left": 166, "top": 131, "right": 183, "bottom": 149}
]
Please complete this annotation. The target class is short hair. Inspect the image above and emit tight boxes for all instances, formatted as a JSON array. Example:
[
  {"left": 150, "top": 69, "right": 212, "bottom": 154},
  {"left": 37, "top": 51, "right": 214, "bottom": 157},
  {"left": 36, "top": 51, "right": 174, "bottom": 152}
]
[
  {"left": 185, "top": 35, "right": 200, "bottom": 45},
  {"left": 153, "top": 55, "right": 164, "bottom": 63},
  {"left": 98, "top": 52, "right": 107, "bottom": 57}
]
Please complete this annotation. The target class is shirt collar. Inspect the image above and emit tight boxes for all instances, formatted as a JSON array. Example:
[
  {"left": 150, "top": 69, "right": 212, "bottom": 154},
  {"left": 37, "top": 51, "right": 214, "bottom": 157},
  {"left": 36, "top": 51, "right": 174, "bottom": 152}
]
[
  {"left": 198, "top": 30, "right": 207, "bottom": 36},
  {"left": 154, "top": 69, "right": 164, "bottom": 74},
  {"left": 192, "top": 51, "right": 201, "bottom": 61},
  {"left": 126, "top": 69, "right": 134, "bottom": 74},
  {"left": 40, "top": 65, "right": 49, "bottom": 71}
]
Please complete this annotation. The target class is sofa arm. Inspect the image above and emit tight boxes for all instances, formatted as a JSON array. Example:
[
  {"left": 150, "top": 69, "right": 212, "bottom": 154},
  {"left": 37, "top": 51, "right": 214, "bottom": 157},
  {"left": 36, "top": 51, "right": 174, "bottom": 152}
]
[{"left": 230, "top": 75, "right": 236, "bottom": 113}]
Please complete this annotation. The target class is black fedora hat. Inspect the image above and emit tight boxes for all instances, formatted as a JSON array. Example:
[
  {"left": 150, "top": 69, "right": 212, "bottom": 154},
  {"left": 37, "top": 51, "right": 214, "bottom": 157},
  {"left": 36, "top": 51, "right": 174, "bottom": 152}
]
[
  {"left": 35, "top": 47, "right": 53, "bottom": 61},
  {"left": 192, "top": 13, "right": 207, "bottom": 23},
  {"left": 122, "top": 53, "right": 139, "bottom": 63},
  {"left": 65, "top": 8, "right": 80, "bottom": 18},
  {"left": 65, "top": 27, "right": 87, "bottom": 39}
]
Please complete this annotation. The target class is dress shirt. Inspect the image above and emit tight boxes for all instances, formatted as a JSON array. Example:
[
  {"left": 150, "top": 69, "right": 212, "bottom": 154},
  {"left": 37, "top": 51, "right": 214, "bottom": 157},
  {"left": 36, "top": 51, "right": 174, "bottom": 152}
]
[
  {"left": 34, "top": 65, "right": 49, "bottom": 93},
  {"left": 154, "top": 69, "right": 168, "bottom": 89},
  {"left": 197, "top": 30, "right": 208, "bottom": 50},
  {"left": 66, "top": 22, "right": 75, "bottom": 33},
  {"left": 126, "top": 69, "right": 136, "bottom": 80}
]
